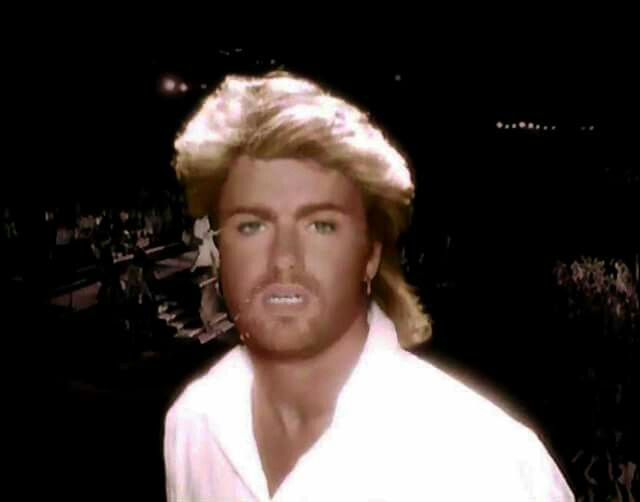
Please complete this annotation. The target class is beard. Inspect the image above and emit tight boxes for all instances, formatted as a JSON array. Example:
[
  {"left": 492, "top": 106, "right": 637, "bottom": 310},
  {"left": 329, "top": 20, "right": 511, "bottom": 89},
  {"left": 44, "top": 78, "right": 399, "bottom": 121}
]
[{"left": 235, "top": 294, "right": 334, "bottom": 361}]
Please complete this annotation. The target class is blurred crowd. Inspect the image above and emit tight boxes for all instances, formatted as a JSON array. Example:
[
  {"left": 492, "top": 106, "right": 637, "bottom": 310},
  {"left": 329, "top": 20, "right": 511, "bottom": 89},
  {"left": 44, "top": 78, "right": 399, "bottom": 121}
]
[
  {"left": 553, "top": 256, "right": 639, "bottom": 500},
  {"left": 1, "top": 190, "right": 192, "bottom": 284}
]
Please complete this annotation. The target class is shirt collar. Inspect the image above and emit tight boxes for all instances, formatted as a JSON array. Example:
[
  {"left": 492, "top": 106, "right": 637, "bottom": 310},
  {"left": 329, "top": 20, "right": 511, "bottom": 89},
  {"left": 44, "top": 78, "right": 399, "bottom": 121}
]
[{"left": 209, "top": 301, "right": 400, "bottom": 500}]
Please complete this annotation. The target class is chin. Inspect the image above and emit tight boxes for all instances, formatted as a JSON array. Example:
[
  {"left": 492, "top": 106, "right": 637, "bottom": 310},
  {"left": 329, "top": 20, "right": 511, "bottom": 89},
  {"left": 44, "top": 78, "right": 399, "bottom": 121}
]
[
  {"left": 248, "top": 342, "right": 321, "bottom": 361},
  {"left": 247, "top": 318, "right": 333, "bottom": 360}
]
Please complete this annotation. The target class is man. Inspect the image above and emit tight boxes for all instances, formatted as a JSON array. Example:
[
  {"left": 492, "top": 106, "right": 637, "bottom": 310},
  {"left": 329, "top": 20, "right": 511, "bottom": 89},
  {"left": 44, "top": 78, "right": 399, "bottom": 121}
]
[
  {"left": 185, "top": 214, "right": 227, "bottom": 337},
  {"left": 189, "top": 214, "right": 220, "bottom": 273},
  {"left": 164, "top": 72, "right": 575, "bottom": 501}
]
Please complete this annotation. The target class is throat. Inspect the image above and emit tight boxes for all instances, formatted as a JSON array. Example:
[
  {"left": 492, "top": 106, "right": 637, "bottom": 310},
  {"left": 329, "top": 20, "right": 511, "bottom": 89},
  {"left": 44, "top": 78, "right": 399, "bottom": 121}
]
[
  {"left": 252, "top": 386, "right": 333, "bottom": 497},
  {"left": 252, "top": 399, "right": 333, "bottom": 497}
]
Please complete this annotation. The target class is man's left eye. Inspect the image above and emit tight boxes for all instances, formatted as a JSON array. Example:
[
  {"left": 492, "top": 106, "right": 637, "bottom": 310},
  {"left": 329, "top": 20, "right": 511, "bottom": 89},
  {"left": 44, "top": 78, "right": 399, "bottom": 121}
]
[{"left": 309, "top": 221, "right": 336, "bottom": 234}]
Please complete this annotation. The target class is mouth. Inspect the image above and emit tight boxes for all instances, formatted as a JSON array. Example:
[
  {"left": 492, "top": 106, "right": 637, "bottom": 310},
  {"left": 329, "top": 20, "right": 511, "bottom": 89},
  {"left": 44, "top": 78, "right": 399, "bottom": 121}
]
[
  {"left": 266, "top": 294, "right": 304, "bottom": 305},
  {"left": 261, "top": 284, "right": 311, "bottom": 311}
]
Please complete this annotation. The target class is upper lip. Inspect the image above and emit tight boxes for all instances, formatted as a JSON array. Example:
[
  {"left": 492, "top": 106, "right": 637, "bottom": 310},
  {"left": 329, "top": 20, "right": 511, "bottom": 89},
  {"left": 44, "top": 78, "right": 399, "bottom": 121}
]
[{"left": 263, "top": 283, "right": 310, "bottom": 299}]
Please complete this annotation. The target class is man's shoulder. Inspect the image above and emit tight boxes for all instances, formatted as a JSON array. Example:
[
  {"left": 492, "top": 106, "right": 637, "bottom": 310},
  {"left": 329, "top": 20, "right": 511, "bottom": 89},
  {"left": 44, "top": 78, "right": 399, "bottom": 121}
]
[
  {"left": 387, "top": 349, "right": 533, "bottom": 441},
  {"left": 378, "top": 351, "right": 575, "bottom": 498},
  {"left": 167, "top": 347, "right": 249, "bottom": 420}
]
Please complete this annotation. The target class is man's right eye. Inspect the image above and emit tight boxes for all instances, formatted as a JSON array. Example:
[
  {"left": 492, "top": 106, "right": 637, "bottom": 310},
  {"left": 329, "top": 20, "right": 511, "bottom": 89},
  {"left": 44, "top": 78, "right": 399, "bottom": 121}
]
[{"left": 237, "top": 221, "right": 265, "bottom": 235}]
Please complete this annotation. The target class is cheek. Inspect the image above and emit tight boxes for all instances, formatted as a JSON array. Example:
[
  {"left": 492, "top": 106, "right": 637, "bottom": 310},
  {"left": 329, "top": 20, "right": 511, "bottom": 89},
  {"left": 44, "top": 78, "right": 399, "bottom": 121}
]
[
  {"left": 219, "top": 242, "right": 265, "bottom": 302},
  {"left": 307, "top": 241, "right": 368, "bottom": 288}
]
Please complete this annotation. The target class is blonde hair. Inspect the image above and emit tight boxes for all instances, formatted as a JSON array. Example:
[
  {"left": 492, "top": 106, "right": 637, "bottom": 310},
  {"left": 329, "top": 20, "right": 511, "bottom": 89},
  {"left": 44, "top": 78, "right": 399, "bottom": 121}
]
[{"left": 174, "top": 72, "right": 432, "bottom": 348}]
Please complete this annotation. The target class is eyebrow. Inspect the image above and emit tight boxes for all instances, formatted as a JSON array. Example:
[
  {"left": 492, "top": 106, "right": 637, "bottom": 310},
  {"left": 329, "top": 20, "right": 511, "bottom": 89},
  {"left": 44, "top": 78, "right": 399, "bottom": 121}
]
[{"left": 221, "top": 202, "right": 348, "bottom": 221}]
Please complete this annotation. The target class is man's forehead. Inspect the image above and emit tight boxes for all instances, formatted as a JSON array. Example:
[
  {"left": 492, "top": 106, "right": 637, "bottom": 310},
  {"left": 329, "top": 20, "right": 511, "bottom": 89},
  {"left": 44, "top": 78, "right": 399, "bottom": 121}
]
[
  {"left": 222, "top": 156, "right": 363, "bottom": 212},
  {"left": 230, "top": 155, "right": 342, "bottom": 184}
]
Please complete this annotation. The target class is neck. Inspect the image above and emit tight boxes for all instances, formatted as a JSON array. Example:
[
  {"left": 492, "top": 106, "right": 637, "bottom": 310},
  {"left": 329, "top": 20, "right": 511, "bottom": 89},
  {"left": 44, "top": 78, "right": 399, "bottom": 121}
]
[{"left": 249, "top": 308, "right": 370, "bottom": 435}]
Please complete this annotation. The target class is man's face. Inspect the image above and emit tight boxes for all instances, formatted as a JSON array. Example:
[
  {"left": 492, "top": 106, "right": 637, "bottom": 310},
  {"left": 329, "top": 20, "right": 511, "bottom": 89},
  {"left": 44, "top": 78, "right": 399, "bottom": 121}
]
[{"left": 217, "top": 156, "right": 381, "bottom": 359}]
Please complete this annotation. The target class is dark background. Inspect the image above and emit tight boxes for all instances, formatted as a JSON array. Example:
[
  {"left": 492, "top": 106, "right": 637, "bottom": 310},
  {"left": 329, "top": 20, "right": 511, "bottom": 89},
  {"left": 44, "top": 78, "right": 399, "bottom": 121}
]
[{"left": 6, "top": 45, "right": 637, "bottom": 498}]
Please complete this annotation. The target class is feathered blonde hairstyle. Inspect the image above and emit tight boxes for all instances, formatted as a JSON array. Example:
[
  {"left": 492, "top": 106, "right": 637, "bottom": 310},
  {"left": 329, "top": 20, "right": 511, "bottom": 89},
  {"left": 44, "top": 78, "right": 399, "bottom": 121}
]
[{"left": 173, "top": 71, "right": 432, "bottom": 348}]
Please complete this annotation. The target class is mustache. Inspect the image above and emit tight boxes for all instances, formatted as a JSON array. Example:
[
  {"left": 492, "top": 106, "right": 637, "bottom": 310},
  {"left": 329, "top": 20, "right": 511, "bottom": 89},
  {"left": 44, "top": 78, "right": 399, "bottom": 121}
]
[{"left": 234, "top": 274, "right": 317, "bottom": 323}]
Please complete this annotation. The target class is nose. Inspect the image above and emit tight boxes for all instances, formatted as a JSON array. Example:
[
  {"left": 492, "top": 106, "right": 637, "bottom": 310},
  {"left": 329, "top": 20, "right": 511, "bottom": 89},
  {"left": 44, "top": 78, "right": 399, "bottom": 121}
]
[{"left": 270, "top": 223, "right": 301, "bottom": 276}]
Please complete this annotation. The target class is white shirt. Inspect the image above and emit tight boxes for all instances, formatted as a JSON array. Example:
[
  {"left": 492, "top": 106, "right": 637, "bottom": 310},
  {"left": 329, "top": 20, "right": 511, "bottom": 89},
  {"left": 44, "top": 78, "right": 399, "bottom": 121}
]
[{"left": 164, "top": 303, "right": 575, "bottom": 501}]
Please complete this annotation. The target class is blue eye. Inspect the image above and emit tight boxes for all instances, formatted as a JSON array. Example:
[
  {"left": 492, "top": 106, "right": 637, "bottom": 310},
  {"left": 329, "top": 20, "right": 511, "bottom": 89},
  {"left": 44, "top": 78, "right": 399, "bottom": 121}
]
[
  {"left": 310, "top": 221, "right": 336, "bottom": 234},
  {"left": 237, "top": 221, "right": 265, "bottom": 235}
]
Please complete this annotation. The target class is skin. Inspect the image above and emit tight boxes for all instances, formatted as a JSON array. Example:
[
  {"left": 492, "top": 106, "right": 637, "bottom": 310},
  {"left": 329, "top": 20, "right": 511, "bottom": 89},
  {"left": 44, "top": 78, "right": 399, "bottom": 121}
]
[{"left": 217, "top": 155, "right": 381, "bottom": 496}]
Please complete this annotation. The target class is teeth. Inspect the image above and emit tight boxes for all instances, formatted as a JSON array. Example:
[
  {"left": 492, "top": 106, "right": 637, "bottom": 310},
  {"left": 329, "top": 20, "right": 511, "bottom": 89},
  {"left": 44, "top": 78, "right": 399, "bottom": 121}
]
[{"left": 268, "top": 295, "right": 302, "bottom": 304}]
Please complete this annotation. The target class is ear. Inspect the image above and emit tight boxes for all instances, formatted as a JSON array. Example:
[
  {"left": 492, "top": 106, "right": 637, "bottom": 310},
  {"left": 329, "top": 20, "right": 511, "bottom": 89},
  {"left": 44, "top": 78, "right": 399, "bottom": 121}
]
[{"left": 365, "top": 240, "right": 382, "bottom": 280}]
